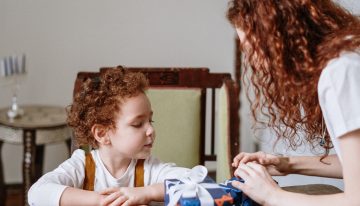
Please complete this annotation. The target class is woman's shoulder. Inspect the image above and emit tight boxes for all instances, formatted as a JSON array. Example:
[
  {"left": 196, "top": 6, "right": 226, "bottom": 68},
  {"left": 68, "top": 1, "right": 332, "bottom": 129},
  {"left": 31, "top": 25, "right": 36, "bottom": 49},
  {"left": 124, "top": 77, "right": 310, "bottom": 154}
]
[
  {"left": 323, "top": 51, "right": 360, "bottom": 75},
  {"left": 332, "top": 51, "right": 360, "bottom": 64},
  {"left": 319, "top": 51, "right": 360, "bottom": 89}
]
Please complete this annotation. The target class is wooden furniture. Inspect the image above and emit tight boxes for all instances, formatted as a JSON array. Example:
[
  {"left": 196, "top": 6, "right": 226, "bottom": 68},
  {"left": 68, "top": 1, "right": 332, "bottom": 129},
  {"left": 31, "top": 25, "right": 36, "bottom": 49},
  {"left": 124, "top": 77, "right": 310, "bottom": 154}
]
[
  {"left": 72, "top": 67, "right": 240, "bottom": 181},
  {"left": 282, "top": 184, "right": 342, "bottom": 195},
  {"left": 0, "top": 105, "right": 72, "bottom": 206}
]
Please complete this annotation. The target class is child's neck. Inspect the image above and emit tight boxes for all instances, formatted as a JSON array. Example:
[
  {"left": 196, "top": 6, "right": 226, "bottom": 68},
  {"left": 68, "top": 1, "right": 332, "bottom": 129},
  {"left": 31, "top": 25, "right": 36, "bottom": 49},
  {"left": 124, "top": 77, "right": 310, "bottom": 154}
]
[{"left": 97, "top": 148, "right": 132, "bottom": 179}]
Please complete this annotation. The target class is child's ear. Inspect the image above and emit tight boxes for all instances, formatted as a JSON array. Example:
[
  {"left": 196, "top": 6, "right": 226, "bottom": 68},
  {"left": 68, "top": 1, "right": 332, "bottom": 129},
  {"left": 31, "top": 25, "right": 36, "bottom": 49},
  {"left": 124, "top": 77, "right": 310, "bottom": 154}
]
[{"left": 91, "top": 124, "right": 110, "bottom": 145}]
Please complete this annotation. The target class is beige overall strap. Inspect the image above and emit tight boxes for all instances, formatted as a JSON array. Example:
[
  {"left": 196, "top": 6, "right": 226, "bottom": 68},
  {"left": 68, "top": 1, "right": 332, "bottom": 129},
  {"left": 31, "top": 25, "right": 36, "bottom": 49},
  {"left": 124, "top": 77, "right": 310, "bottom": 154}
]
[
  {"left": 134, "top": 159, "right": 145, "bottom": 187},
  {"left": 83, "top": 152, "right": 95, "bottom": 191}
]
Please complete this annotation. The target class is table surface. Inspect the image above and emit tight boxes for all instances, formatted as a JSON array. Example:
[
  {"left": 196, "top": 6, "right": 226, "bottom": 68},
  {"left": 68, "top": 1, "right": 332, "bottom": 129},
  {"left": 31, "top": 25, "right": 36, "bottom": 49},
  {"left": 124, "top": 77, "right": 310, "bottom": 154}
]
[{"left": 0, "top": 105, "right": 67, "bottom": 129}]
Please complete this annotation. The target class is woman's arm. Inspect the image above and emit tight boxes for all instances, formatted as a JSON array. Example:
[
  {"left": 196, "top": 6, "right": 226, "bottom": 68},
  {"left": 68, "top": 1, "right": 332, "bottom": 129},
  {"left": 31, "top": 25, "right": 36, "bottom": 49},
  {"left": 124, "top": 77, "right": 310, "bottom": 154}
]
[
  {"left": 270, "top": 129, "right": 360, "bottom": 206},
  {"left": 232, "top": 151, "right": 342, "bottom": 178},
  {"left": 233, "top": 129, "right": 360, "bottom": 206},
  {"left": 286, "top": 154, "right": 342, "bottom": 178},
  {"left": 338, "top": 129, "right": 360, "bottom": 204}
]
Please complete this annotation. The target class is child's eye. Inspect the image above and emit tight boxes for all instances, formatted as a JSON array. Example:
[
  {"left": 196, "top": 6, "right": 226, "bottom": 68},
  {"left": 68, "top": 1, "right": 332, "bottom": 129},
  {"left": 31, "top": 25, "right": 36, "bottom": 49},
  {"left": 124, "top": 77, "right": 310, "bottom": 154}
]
[{"left": 132, "top": 122, "right": 143, "bottom": 128}]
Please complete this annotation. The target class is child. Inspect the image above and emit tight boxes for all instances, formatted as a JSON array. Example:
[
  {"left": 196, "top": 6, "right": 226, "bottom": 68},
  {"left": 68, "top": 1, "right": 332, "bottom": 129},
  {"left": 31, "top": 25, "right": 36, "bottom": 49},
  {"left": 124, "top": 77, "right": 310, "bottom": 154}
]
[{"left": 28, "top": 67, "right": 189, "bottom": 206}]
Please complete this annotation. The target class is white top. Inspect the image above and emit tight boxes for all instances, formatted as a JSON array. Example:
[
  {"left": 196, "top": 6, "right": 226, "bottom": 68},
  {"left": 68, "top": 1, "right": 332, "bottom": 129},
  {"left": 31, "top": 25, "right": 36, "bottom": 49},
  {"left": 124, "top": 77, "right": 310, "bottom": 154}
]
[
  {"left": 28, "top": 149, "right": 190, "bottom": 206},
  {"left": 318, "top": 51, "right": 360, "bottom": 161}
]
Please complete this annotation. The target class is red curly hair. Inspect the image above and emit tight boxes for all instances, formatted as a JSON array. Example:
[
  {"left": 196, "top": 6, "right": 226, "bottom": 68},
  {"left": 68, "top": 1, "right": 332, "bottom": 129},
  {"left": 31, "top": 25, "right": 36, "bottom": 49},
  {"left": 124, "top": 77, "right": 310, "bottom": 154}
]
[
  {"left": 227, "top": 0, "right": 360, "bottom": 154},
  {"left": 67, "top": 66, "right": 149, "bottom": 148}
]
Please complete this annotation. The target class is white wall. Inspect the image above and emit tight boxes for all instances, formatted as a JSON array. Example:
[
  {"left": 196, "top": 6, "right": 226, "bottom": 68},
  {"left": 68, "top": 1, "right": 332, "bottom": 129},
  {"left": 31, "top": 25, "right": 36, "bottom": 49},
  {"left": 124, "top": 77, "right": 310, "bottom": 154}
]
[{"left": 0, "top": 0, "right": 236, "bottom": 183}]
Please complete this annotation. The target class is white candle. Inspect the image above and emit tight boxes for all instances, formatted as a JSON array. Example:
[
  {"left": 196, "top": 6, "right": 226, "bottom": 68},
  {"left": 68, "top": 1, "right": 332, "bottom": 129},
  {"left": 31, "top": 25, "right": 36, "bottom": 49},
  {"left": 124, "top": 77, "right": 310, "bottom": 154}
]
[
  {"left": 21, "top": 54, "right": 26, "bottom": 74},
  {"left": 0, "top": 58, "right": 5, "bottom": 77}
]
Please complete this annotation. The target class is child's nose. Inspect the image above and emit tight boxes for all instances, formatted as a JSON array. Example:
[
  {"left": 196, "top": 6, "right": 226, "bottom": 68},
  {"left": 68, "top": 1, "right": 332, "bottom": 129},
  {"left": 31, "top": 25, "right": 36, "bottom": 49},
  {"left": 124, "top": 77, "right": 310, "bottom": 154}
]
[{"left": 146, "top": 124, "right": 155, "bottom": 137}]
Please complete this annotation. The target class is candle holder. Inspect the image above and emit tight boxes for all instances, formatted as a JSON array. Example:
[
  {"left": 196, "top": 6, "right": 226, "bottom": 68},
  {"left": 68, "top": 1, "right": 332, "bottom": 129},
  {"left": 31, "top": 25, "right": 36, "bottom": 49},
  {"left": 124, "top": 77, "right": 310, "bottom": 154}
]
[{"left": 0, "top": 54, "right": 27, "bottom": 119}]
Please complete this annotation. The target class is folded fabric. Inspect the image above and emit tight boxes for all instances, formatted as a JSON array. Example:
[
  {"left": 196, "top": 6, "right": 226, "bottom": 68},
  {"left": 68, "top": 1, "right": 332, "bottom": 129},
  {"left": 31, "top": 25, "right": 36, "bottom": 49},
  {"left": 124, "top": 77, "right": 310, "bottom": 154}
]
[{"left": 164, "top": 165, "right": 259, "bottom": 206}]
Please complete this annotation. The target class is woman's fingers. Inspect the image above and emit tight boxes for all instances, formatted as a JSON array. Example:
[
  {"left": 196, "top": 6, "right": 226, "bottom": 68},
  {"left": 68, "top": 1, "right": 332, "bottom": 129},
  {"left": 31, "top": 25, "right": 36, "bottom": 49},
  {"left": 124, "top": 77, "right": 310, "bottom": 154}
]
[
  {"left": 233, "top": 152, "right": 289, "bottom": 177},
  {"left": 239, "top": 155, "right": 253, "bottom": 164},
  {"left": 232, "top": 153, "right": 245, "bottom": 167},
  {"left": 233, "top": 152, "right": 257, "bottom": 166},
  {"left": 245, "top": 162, "right": 270, "bottom": 178},
  {"left": 231, "top": 179, "right": 248, "bottom": 192},
  {"left": 233, "top": 151, "right": 269, "bottom": 167},
  {"left": 235, "top": 164, "right": 251, "bottom": 178},
  {"left": 234, "top": 162, "right": 270, "bottom": 179}
]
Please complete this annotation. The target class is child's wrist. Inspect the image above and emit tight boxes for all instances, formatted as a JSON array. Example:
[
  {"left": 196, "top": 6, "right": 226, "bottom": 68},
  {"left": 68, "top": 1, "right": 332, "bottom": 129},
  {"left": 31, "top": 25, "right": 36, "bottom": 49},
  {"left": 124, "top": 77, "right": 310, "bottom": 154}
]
[
  {"left": 146, "top": 184, "right": 164, "bottom": 202},
  {"left": 95, "top": 192, "right": 106, "bottom": 206},
  {"left": 146, "top": 186, "right": 157, "bottom": 201}
]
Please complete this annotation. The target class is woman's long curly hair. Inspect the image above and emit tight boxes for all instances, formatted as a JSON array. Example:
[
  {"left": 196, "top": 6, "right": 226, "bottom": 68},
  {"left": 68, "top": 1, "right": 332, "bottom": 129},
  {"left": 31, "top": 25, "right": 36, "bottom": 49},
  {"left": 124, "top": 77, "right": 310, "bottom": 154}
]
[
  {"left": 67, "top": 66, "right": 149, "bottom": 148},
  {"left": 227, "top": 0, "right": 360, "bottom": 155}
]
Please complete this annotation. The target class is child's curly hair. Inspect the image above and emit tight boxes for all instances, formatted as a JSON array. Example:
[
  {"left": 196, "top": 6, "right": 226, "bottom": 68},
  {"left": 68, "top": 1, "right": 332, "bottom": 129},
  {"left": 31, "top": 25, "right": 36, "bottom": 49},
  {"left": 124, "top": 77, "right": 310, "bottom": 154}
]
[{"left": 67, "top": 66, "right": 149, "bottom": 148}]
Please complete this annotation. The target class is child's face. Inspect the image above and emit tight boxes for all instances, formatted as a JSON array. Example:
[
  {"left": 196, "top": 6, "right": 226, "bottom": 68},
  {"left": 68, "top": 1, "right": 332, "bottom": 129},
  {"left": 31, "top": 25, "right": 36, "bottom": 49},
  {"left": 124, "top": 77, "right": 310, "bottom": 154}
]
[{"left": 107, "top": 92, "right": 155, "bottom": 159}]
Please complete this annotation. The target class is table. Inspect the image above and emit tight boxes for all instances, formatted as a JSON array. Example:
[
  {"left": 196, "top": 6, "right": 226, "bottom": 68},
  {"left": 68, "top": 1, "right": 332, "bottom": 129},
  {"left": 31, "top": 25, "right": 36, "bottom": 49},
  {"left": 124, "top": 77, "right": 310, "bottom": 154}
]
[{"left": 0, "top": 105, "right": 72, "bottom": 206}]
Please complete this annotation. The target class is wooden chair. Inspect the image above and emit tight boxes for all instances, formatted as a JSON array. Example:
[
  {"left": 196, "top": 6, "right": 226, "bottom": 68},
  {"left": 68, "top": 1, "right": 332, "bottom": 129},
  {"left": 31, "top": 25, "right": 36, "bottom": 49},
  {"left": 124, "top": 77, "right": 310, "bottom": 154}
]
[{"left": 71, "top": 67, "right": 240, "bottom": 181}]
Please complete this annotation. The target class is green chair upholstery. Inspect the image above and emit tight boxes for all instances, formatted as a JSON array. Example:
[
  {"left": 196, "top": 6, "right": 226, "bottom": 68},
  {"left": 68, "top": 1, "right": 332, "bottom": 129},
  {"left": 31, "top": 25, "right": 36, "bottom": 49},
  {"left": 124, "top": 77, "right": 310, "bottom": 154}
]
[
  {"left": 216, "top": 80, "right": 239, "bottom": 182},
  {"left": 147, "top": 89, "right": 201, "bottom": 168}
]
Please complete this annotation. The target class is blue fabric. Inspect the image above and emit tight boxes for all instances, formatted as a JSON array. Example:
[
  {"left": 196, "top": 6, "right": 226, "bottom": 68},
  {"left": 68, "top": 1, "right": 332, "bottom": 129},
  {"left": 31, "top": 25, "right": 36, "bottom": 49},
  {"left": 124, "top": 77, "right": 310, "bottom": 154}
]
[
  {"left": 180, "top": 197, "right": 201, "bottom": 206},
  {"left": 219, "top": 177, "right": 259, "bottom": 206}
]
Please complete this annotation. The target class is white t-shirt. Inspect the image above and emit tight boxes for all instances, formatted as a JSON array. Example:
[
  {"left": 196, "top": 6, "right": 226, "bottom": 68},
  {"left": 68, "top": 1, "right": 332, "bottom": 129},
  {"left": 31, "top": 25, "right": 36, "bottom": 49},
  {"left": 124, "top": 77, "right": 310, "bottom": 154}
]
[
  {"left": 318, "top": 51, "right": 360, "bottom": 161},
  {"left": 28, "top": 149, "right": 190, "bottom": 206}
]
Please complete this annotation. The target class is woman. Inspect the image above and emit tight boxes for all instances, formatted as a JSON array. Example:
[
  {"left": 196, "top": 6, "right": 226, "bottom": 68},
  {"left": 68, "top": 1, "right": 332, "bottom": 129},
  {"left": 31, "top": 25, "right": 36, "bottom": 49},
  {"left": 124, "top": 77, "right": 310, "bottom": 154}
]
[{"left": 227, "top": 0, "right": 360, "bottom": 205}]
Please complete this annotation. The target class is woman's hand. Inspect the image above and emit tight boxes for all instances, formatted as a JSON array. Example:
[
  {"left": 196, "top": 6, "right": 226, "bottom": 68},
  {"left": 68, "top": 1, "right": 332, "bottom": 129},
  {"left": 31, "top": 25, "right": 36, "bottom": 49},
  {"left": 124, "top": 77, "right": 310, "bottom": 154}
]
[
  {"left": 232, "top": 162, "right": 282, "bottom": 206},
  {"left": 232, "top": 151, "right": 290, "bottom": 176},
  {"left": 98, "top": 187, "right": 149, "bottom": 206}
]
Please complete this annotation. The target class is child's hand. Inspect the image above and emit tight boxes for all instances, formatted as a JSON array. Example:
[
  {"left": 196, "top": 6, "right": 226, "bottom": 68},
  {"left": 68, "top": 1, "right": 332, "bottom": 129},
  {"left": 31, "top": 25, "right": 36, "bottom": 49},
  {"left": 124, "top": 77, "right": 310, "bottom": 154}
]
[{"left": 98, "top": 187, "right": 150, "bottom": 206}]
